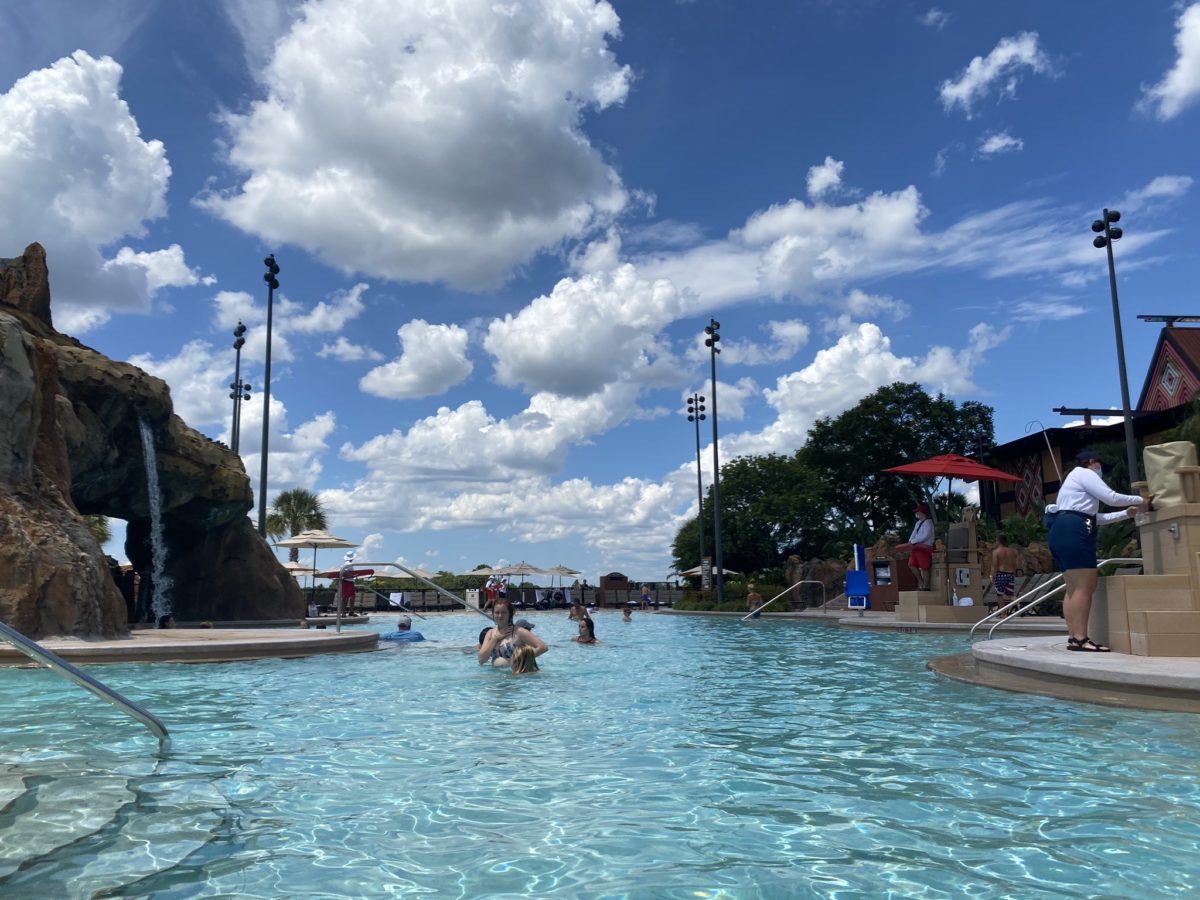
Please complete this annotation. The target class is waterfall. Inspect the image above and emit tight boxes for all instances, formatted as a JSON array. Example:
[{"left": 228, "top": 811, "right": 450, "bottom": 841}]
[{"left": 138, "top": 419, "right": 173, "bottom": 621}]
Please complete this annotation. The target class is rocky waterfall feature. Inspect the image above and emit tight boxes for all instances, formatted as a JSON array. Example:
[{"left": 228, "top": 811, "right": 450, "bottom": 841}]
[{"left": 0, "top": 243, "right": 303, "bottom": 637}]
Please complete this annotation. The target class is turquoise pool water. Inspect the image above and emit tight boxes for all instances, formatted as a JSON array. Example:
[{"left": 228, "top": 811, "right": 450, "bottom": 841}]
[{"left": 2, "top": 612, "right": 1200, "bottom": 898}]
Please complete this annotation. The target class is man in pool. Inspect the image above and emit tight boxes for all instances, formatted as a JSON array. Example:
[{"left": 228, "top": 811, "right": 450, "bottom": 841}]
[{"left": 379, "top": 616, "right": 425, "bottom": 643}]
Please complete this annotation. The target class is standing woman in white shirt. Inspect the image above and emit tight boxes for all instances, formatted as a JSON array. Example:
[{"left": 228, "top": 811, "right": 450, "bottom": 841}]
[{"left": 1048, "top": 450, "right": 1144, "bottom": 652}]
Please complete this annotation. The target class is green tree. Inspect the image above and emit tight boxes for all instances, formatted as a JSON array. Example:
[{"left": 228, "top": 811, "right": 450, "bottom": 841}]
[
  {"left": 805, "top": 382, "right": 994, "bottom": 549},
  {"left": 671, "top": 453, "right": 825, "bottom": 574},
  {"left": 670, "top": 382, "right": 996, "bottom": 571},
  {"left": 84, "top": 514, "right": 111, "bottom": 546},
  {"left": 266, "top": 488, "right": 328, "bottom": 562}
]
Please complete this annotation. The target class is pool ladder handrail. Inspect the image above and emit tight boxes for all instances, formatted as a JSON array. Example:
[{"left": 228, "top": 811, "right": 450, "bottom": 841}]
[
  {"left": 0, "top": 620, "right": 170, "bottom": 755},
  {"left": 334, "top": 562, "right": 495, "bottom": 632},
  {"left": 968, "top": 557, "right": 1143, "bottom": 643},
  {"left": 741, "top": 580, "right": 826, "bottom": 621}
]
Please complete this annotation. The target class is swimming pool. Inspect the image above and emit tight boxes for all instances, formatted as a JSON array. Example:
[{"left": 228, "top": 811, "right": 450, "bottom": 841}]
[{"left": 2, "top": 611, "right": 1199, "bottom": 897}]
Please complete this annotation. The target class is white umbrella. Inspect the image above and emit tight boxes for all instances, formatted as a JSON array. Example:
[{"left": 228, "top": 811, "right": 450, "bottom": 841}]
[
  {"left": 275, "top": 530, "right": 358, "bottom": 605},
  {"left": 492, "top": 561, "right": 548, "bottom": 578}
]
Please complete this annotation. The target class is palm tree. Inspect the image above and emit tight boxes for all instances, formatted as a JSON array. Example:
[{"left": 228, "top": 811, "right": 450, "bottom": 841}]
[
  {"left": 266, "top": 489, "right": 327, "bottom": 562},
  {"left": 84, "top": 514, "right": 111, "bottom": 546}
]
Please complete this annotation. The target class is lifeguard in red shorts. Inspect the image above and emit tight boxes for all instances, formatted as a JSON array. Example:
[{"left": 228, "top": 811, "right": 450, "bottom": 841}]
[{"left": 905, "top": 504, "right": 935, "bottom": 590}]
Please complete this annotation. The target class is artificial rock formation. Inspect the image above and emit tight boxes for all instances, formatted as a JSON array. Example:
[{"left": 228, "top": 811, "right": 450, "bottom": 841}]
[{"left": 0, "top": 244, "right": 302, "bottom": 637}]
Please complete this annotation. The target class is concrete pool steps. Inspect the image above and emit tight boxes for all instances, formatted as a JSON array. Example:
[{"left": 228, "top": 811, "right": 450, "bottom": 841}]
[
  {"left": 931, "top": 635, "right": 1200, "bottom": 713},
  {"left": 0, "top": 627, "right": 380, "bottom": 666},
  {"left": 0, "top": 767, "right": 226, "bottom": 893}
]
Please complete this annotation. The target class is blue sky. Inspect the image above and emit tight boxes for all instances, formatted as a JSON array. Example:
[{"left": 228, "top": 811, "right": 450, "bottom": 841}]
[{"left": 2, "top": 1, "right": 1198, "bottom": 582}]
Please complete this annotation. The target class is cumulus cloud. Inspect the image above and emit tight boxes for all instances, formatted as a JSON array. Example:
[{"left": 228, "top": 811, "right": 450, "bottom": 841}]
[
  {"left": 128, "top": 340, "right": 233, "bottom": 429},
  {"left": 939, "top": 32, "right": 1052, "bottom": 116},
  {"left": 0, "top": 51, "right": 197, "bottom": 312},
  {"left": 806, "top": 156, "right": 845, "bottom": 199},
  {"left": 321, "top": 318, "right": 1009, "bottom": 571},
  {"left": 485, "top": 265, "right": 687, "bottom": 397},
  {"left": 201, "top": 0, "right": 631, "bottom": 290},
  {"left": 286, "top": 283, "right": 369, "bottom": 334},
  {"left": 318, "top": 337, "right": 384, "bottom": 362},
  {"left": 698, "top": 319, "right": 811, "bottom": 366},
  {"left": 1139, "top": 3, "right": 1200, "bottom": 121},
  {"left": 976, "top": 130, "right": 1024, "bottom": 157},
  {"left": 360, "top": 320, "right": 474, "bottom": 400}
]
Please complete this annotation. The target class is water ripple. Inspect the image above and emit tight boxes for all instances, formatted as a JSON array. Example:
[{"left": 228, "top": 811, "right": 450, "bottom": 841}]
[{"left": 1, "top": 613, "right": 1199, "bottom": 897}]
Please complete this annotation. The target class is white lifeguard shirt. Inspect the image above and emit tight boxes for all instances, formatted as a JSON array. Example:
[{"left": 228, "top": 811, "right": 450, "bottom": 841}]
[
  {"left": 908, "top": 517, "right": 934, "bottom": 545},
  {"left": 1055, "top": 466, "right": 1143, "bottom": 525}
]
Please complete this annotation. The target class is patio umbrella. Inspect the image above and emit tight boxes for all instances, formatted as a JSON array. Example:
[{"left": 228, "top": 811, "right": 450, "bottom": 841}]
[
  {"left": 490, "top": 561, "right": 548, "bottom": 604},
  {"left": 275, "top": 530, "right": 358, "bottom": 607},
  {"left": 882, "top": 453, "right": 1023, "bottom": 485}
]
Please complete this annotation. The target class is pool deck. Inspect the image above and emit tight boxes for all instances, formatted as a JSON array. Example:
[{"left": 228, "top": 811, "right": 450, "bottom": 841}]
[
  {"left": 933, "top": 635, "right": 1200, "bottom": 713},
  {"left": 0, "top": 627, "right": 379, "bottom": 666}
]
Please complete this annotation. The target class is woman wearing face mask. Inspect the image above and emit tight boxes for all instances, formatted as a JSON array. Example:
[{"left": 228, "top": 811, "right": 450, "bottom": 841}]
[{"left": 1048, "top": 450, "right": 1144, "bottom": 652}]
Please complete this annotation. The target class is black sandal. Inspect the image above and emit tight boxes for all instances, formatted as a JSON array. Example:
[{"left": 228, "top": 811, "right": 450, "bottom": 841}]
[{"left": 1067, "top": 636, "right": 1110, "bottom": 653}]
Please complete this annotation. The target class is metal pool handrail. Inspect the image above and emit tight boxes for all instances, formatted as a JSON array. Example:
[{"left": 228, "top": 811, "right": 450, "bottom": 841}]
[
  {"left": 0, "top": 621, "right": 171, "bottom": 755},
  {"left": 968, "top": 557, "right": 1143, "bottom": 643},
  {"left": 741, "top": 580, "right": 825, "bottom": 621},
  {"left": 335, "top": 562, "right": 495, "bottom": 632}
]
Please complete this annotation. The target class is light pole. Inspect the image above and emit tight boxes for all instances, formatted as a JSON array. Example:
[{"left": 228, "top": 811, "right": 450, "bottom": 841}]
[
  {"left": 704, "top": 318, "right": 725, "bottom": 604},
  {"left": 229, "top": 321, "right": 251, "bottom": 453},
  {"left": 1091, "top": 209, "right": 1140, "bottom": 483},
  {"left": 257, "top": 254, "right": 280, "bottom": 538},
  {"left": 686, "top": 393, "right": 707, "bottom": 581}
]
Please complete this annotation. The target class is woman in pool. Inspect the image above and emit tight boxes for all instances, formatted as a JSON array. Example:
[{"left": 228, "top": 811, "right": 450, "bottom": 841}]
[
  {"left": 572, "top": 616, "right": 601, "bottom": 644},
  {"left": 478, "top": 600, "right": 547, "bottom": 667},
  {"left": 511, "top": 645, "right": 540, "bottom": 675}
]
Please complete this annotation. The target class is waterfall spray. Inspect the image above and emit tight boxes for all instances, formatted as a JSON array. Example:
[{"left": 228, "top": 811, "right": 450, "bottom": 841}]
[{"left": 138, "top": 419, "right": 173, "bottom": 621}]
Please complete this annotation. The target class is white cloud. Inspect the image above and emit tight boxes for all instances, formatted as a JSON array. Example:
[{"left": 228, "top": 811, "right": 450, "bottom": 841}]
[
  {"left": 1120, "top": 174, "right": 1194, "bottom": 211},
  {"left": 976, "top": 130, "right": 1024, "bottom": 157},
  {"left": 286, "top": 283, "right": 369, "bottom": 334},
  {"left": 1139, "top": 3, "right": 1200, "bottom": 120},
  {"left": 485, "top": 265, "right": 687, "bottom": 397},
  {"left": 54, "top": 305, "right": 112, "bottom": 336},
  {"left": 1012, "top": 299, "right": 1086, "bottom": 322},
  {"left": 698, "top": 319, "right": 811, "bottom": 366},
  {"left": 806, "top": 156, "right": 845, "bottom": 199},
  {"left": 201, "top": 0, "right": 631, "bottom": 290},
  {"left": 103, "top": 244, "right": 210, "bottom": 291},
  {"left": 0, "top": 51, "right": 198, "bottom": 314},
  {"left": 321, "top": 316, "right": 1009, "bottom": 571},
  {"left": 128, "top": 340, "right": 234, "bottom": 429},
  {"left": 939, "top": 32, "right": 1052, "bottom": 116},
  {"left": 318, "top": 337, "right": 384, "bottom": 363},
  {"left": 919, "top": 8, "right": 951, "bottom": 30},
  {"left": 360, "top": 320, "right": 474, "bottom": 400}
]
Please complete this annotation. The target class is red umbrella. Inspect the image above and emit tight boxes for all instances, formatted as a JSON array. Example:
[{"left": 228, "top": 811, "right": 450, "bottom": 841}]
[
  {"left": 883, "top": 453, "right": 1021, "bottom": 483},
  {"left": 314, "top": 569, "right": 375, "bottom": 579}
]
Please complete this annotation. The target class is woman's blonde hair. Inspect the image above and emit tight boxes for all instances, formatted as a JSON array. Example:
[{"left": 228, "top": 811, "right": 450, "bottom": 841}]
[{"left": 511, "top": 645, "right": 539, "bottom": 675}]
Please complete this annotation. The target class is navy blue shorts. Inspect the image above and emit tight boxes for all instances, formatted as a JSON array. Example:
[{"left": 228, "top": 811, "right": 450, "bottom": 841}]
[{"left": 1048, "top": 511, "right": 1098, "bottom": 571}]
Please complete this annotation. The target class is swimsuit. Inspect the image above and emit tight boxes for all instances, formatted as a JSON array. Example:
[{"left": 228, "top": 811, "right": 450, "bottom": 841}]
[
  {"left": 993, "top": 572, "right": 1015, "bottom": 598},
  {"left": 489, "top": 627, "right": 516, "bottom": 661}
]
